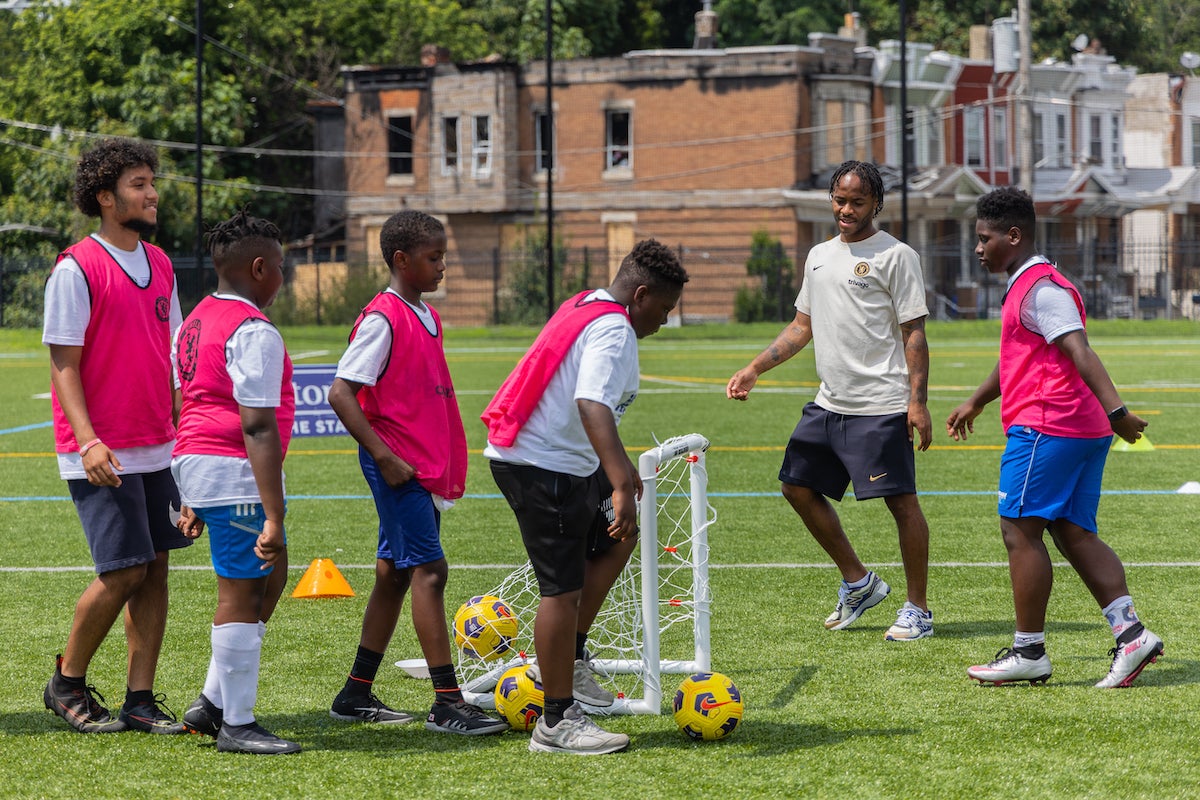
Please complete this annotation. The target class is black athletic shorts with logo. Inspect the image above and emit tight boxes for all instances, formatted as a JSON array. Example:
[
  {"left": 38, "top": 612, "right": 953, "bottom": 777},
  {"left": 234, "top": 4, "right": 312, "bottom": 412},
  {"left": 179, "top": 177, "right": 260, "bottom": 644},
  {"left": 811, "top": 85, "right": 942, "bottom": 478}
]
[
  {"left": 779, "top": 402, "right": 917, "bottom": 501},
  {"left": 489, "top": 460, "right": 623, "bottom": 597}
]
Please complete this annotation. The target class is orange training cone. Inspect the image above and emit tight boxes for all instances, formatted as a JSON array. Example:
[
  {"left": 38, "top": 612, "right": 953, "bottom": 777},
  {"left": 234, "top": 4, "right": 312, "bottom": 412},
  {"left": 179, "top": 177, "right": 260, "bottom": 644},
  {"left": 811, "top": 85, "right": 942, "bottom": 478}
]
[{"left": 291, "top": 558, "right": 355, "bottom": 599}]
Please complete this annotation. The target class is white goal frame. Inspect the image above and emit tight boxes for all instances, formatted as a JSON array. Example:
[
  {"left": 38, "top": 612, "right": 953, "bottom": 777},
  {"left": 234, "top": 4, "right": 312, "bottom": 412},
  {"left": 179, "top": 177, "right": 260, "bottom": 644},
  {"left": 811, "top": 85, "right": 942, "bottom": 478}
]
[{"left": 453, "top": 433, "right": 714, "bottom": 715}]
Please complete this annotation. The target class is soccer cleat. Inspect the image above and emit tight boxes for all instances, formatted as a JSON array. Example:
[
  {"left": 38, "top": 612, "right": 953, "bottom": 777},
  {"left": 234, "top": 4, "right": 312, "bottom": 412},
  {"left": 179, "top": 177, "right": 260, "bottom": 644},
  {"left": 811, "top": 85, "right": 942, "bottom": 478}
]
[
  {"left": 528, "top": 702, "right": 629, "bottom": 755},
  {"left": 968, "top": 647, "right": 1053, "bottom": 685},
  {"left": 182, "top": 693, "right": 223, "bottom": 738},
  {"left": 120, "top": 693, "right": 187, "bottom": 734},
  {"left": 824, "top": 572, "right": 890, "bottom": 630},
  {"left": 526, "top": 659, "right": 615, "bottom": 708},
  {"left": 425, "top": 700, "right": 508, "bottom": 735},
  {"left": 1095, "top": 628, "right": 1164, "bottom": 688},
  {"left": 885, "top": 602, "right": 934, "bottom": 641},
  {"left": 216, "top": 721, "right": 301, "bottom": 754},
  {"left": 330, "top": 690, "right": 414, "bottom": 724},
  {"left": 43, "top": 655, "right": 126, "bottom": 734}
]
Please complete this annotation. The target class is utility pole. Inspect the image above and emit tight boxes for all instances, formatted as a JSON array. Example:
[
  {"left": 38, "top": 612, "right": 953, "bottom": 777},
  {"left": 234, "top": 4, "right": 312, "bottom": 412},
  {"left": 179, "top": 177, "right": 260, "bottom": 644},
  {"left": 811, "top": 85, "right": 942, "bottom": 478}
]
[
  {"left": 1016, "top": 0, "right": 1033, "bottom": 192},
  {"left": 544, "top": 0, "right": 555, "bottom": 321},
  {"left": 194, "top": 0, "right": 204, "bottom": 268},
  {"left": 899, "top": 0, "right": 910, "bottom": 241}
]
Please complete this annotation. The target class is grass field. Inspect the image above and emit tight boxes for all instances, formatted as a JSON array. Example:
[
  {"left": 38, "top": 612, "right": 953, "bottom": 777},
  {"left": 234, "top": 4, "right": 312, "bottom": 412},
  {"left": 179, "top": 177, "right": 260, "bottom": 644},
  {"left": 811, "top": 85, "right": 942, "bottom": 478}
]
[{"left": 2, "top": 320, "right": 1199, "bottom": 799}]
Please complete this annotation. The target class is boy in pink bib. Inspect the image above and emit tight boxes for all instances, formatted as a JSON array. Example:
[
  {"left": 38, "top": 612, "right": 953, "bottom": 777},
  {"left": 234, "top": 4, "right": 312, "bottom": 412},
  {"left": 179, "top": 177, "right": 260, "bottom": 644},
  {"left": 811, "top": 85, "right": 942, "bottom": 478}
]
[{"left": 948, "top": 186, "right": 1162, "bottom": 689}]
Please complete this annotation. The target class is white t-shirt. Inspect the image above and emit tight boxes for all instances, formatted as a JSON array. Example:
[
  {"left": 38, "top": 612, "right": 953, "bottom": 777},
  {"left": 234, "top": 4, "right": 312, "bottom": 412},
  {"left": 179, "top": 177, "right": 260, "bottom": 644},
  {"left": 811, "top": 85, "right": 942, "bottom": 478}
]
[
  {"left": 171, "top": 294, "right": 289, "bottom": 508},
  {"left": 1006, "top": 256, "right": 1085, "bottom": 343},
  {"left": 795, "top": 230, "right": 928, "bottom": 415},
  {"left": 484, "top": 289, "right": 640, "bottom": 477},
  {"left": 335, "top": 289, "right": 437, "bottom": 386},
  {"left": 42, "top": 234, "right": 183, "bottom": 479}
]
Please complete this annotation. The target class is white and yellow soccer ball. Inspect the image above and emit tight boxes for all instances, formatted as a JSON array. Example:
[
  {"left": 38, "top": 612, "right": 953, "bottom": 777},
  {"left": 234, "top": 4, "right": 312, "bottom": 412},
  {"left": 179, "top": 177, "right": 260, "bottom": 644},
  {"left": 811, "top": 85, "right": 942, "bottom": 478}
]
[
  {"left": 672, "top": 671, "right": 744, "bottom": 741},
  {"left": 494, "top": 664, "right": 544, "bottom": 731},
  {"left": 453, "top": 594, "right": 518, "bottom": 661}
]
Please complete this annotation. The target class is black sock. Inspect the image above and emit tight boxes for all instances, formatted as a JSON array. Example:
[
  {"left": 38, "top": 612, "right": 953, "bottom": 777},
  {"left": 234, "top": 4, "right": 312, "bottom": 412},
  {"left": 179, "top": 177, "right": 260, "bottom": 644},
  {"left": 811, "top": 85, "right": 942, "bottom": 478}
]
[
  {"left": 344, "top": 645, "right": 385, "bottom": 694},
  {"left": 54, "top": 671, "right": 85, "bottom": 692},
  {"left": 1116, "top": 622, "right": 1145, "bottom": 646},
  {"left": 124, "top": 688, "right": 154, "bottom": 709},
  {"left": 543, "top": 696, "right": 573, "bottom": 728},
  {"left": 1015, "top": 643, "right": 1046, "bottom": 659},
  {"left": 429, "top": 663, "right": 463, "bottom": 704},
  {"left": 575, "top": 632, "right": 588, "bottom": 662}
]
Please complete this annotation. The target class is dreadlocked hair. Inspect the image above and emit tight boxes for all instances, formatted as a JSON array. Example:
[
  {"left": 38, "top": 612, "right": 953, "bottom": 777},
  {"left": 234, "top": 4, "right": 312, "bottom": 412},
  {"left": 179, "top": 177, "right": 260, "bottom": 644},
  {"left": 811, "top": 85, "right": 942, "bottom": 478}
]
[
  {"left": 73, "top": 139, "right": 159, "bottom": 218},
  {"left": 380, "top": 210, "right": 445, "bottom": 266},
  {"left": 829, "top": 160, "right": 885, "bottom": 218},
  {"left": 614, "top": 238, "right": 689, "bottom": 291},
  {"left": 204, "top": 208, "right": 282, "bottom": 267}
]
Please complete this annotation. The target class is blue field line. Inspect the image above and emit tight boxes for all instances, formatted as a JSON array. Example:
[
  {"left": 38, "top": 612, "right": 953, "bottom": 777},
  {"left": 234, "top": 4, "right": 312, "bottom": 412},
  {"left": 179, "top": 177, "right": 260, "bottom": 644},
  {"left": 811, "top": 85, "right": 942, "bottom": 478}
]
[
  {"left": 3, "top": 489, "right": 1195, "bottom": 503},
  {"left": 0, "top": 420, "right": 52, "bottom": 435}
]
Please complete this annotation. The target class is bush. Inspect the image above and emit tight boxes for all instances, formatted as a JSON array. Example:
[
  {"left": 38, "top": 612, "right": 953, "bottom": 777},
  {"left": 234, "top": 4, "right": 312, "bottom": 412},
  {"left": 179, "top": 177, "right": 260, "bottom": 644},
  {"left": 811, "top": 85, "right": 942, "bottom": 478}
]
[
  {"left": 734, "top": 229, "right": 795, "bottom": 323},
  {"left": 497, "top": 228, "right": 587, "bottom": 325}
]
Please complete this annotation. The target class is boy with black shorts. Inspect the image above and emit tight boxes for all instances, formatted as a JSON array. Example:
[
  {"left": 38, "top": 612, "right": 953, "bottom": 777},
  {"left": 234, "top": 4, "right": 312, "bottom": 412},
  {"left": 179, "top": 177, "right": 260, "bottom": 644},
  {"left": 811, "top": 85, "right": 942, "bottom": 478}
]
[
  {"left": 484, "top": 239, "right": 688, "bottom": 754},
  {"left": 173, "top": 210, "right": 300, "bottom": 753},
  {"left": 727, "top": 160, "right": 934, "bottom": 641},
  {"left": 327, "top": 210, "right": 506, "bottom": 736},
  {"left": 42, "top": 138, "right": 191, "bottom": 734},
  {"left": 948, "top": 186, "right": 1163, "bottom": 687}
]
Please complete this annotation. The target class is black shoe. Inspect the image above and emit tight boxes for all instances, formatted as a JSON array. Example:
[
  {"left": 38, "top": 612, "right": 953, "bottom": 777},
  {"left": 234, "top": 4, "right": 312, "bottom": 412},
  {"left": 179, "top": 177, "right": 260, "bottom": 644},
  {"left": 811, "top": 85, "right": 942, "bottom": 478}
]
[
  {"left": 183, "top": 693, "right": 223, "bottom": 738},
  {"left": 216, "top": 721, "right": 301, "bottom": 754},
  {"left": 119, "top": 693, "right": 187, "bottom": 734},
  {"left": 331, "top": 689, "right": 414, "bottom": 724},
  {"left": 43, "top": 655, "right": 125, "bottom": 734},
  {"left": 425, "top": 700, "right": 508, "bottom": 736}
]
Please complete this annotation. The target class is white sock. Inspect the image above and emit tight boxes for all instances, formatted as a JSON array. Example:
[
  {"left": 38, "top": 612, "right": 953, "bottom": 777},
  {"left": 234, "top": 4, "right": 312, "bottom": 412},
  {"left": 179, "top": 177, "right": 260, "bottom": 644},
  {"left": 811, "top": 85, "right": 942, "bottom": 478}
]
[
  {"left": 202, "top": 640, "right": 223, "bottom": 708},
  {"left": 212, "top": 622, "right": 263, "bottom": 727},
  {"left": 1101, "top": 595, "right": 1138, "bottom": 640},
  {"left": 1013, "top": 631, "right": 1045, "bottom": 650},
  {"left": 846, "top": 572, "right": 872, "bottom": 590}
]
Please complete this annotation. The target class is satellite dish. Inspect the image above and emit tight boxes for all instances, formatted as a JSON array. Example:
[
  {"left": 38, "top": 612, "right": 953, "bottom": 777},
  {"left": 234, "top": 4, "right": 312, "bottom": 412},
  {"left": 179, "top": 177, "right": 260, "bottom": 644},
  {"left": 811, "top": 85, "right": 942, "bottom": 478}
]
[
  {"left": 1182, "top": 52, "right": 1200, "bottom": 70},
  {"left": 1072, "top": 34, "right": 1090, "bottom": 52}
]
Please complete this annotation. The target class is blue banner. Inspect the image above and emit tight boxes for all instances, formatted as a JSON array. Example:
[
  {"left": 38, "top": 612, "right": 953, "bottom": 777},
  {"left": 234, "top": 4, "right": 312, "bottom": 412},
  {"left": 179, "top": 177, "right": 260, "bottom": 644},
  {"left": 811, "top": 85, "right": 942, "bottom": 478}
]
[{"left": 291, "top": 365, "right": 348, "bottom": 437}]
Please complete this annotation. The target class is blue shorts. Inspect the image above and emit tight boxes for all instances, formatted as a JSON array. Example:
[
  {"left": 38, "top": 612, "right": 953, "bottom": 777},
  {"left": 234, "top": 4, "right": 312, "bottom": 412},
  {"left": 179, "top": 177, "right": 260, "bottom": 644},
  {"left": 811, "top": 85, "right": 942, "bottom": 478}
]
[
  {"left": 360, "top": 447, "right": 444, "bottom": 569},
  {"left": 67, "top": 468, "right": 191, "bottom": 574},
  {"left": 779, "top": 403, "right": 917, "bottom": 501},
  {"left": 194, "top": 503, "right": 286, "bottom": 579},
  {"left": 998, "top": 426, "right": 1111, "bottom": 532}
]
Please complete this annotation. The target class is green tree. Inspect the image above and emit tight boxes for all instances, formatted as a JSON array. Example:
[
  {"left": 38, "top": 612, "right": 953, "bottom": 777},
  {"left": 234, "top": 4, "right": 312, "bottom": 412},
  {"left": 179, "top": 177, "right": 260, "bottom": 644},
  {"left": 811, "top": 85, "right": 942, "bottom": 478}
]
[{"left": 734, "top": 229, "right": 794, "bottom": 323}]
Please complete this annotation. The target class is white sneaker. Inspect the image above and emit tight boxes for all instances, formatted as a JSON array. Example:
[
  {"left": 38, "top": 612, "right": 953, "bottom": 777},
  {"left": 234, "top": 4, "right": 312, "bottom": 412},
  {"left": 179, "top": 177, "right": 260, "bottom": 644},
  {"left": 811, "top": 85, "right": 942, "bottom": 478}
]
[
  {"left": 824, "top": 572, "right": 890, "bottom": 630},
  {"left": 528, "top": 702, "right": 629, "bottom": 755},
  {"left": 525, "top": 659, "right": 615, "bottom": 708},
  {"left": 1095, "top": 628, "right": 1163, "bottom": 688},
  {"left": 967, "top": 647, "right": 1052, "bottom": 685},
  {"left": 885, "top": 602, "right": 933, "bottom": 641}
]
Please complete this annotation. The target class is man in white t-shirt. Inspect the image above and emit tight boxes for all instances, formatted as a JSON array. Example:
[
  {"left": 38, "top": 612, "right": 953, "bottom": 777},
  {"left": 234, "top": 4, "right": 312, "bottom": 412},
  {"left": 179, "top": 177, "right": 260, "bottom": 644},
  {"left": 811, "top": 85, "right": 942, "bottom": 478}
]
[
  {"left": 484, "top": 239, "right": 688, "bottom": 754},
  {"left": 42, "top": 139, "right": 191, "bottom": 734},
  {"left": 727, "top": 160, "right": 934, "bottom": 642}
]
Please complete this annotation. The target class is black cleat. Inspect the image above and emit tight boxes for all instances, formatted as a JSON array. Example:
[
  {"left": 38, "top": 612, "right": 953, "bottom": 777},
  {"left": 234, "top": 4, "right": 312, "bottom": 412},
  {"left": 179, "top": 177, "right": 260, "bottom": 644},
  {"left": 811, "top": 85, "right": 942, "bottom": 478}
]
[
  {"left": 43, "top": 655, "right": 125, "bottom": 734},
  {"left": 216, "top": 721, "right": 301, "bottom": 754},
  {"left": 120, "top": 693, "right": 187, "bottom": 734},
  {"left": 183, "top": 693, "right": 223, "bottom": 737}
]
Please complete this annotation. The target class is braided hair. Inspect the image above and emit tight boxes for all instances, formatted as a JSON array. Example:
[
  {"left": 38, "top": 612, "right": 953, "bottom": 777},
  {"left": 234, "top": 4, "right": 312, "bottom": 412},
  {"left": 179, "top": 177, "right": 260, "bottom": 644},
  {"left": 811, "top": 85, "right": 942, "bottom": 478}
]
[{"left": 204, "top": 208, "right": 282, "bottom": 268}]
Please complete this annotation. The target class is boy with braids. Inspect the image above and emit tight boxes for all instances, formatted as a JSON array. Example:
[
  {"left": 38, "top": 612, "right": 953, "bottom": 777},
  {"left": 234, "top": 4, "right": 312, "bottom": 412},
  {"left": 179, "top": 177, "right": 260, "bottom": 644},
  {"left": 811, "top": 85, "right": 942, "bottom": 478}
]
[
  {"left": 483, "top": 238, "right": 688, "bottom": 754},
  {"left": 727, "top": 159, "right": 935, "bottom": 641},
  {"left": 328, "top": 210, "right": 506, "bottom": 736},
  {"left": 174, "top": 209, "right": 299, "bottom": 754},
  {"left": 949, "top": 186, "right": 1162, "bottom": 688},
  {"left": 42, "top": 138, "right": 191, "bottom": 735}
]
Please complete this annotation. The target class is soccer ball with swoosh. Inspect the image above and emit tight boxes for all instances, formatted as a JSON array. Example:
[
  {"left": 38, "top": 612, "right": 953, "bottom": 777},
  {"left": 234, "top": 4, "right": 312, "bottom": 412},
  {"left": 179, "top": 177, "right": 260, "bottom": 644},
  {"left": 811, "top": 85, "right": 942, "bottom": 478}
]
[
  {"left": 672, "top": 672, "right": 743, "bottom": 740},
  {"left": 453, "top": 595, "right": 519, "bottom": 660}
]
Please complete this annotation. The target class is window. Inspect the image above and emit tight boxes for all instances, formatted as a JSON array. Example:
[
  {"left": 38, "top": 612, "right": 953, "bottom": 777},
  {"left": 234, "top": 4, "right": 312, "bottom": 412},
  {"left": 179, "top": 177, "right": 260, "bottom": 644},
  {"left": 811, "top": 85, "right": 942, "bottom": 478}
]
[
  {"left": 1053, "top": 112, "right": 1068, "bottom": 167},
  {"left": 606, "top": 109, "right": 631, "bottom": 170},
  {"left": 535, "top": 110, "right": 555, "bottom": 173},
  {"left": 1088, "top": 114, "right": 1103, "bottom": 163},
  {"left": 914, "top": 107, "right": 941, "bottom": 168},
  {"left": 1110, "top": 114, "right": 1122, "bottom": 167},
  {"left": 991, "top": 107, "right": 1008, "bottom": 168},
  {"left": 1032, "top": 112, "right": 1044, "bottom": 166},
  {"left": 964, "top": 107, "right": 984, "bottom": 167},
  {"left": 442, "top": 116, "right": 459, "bottom": 175},
  {"left": 386, "top": 114, "right": 413, "bottom": 176},
  {"left": 1192, "top": 120, "right": 1200, "bottom": 166},
  {"left": 472, "top": 115, "right": 492, "bottom": 178}
]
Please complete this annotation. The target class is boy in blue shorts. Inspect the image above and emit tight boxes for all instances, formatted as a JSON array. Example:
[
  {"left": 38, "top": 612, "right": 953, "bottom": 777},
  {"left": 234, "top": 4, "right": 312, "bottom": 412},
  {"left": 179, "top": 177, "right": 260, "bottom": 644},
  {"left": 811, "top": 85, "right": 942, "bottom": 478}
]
[
  {"left": 173, "top": 210, "right": 300, "bottom": 753},
  {"left": 327, "top": 210, "right": 505, "bottom": 735},
  {"left": 948, "top": 186, "right": 1163, "bottom": 688}
]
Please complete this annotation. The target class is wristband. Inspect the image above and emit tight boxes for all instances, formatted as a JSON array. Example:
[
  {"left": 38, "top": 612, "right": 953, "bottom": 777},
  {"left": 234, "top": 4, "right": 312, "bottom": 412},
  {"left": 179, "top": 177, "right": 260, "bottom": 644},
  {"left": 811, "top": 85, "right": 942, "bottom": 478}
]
[
  {"left": 1106, "top": 406, "right": 1128, "bottom": 424},
  {"left": 79, "top": 438, "right": 103, "bottom": 456}
]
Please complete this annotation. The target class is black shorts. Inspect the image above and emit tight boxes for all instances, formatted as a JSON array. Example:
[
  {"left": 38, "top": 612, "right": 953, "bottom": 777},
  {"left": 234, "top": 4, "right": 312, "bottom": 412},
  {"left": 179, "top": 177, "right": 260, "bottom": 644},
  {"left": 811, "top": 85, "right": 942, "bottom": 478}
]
[
  {"left": 779, "top": 402, "right": 917, "bottom": 501},
  {"left": 68, "top": 468, "right": 191, "bottom": 574},
  {"left": 490, "top": 460, "right": 623, "bottom": 597}
]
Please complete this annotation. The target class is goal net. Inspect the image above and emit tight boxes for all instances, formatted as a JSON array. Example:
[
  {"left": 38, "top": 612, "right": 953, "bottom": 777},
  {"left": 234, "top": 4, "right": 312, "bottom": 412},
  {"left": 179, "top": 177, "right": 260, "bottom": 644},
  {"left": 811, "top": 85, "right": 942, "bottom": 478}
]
[{"left": 454, "top": 433, "right": 715, "bottom": 715}]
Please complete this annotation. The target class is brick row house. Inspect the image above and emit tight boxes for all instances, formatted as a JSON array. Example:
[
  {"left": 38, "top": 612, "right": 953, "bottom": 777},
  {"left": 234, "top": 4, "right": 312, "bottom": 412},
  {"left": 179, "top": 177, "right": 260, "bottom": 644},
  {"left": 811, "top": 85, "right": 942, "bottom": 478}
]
[{"left": 314, "top": 14, "right": 1200, "bottom": 325}]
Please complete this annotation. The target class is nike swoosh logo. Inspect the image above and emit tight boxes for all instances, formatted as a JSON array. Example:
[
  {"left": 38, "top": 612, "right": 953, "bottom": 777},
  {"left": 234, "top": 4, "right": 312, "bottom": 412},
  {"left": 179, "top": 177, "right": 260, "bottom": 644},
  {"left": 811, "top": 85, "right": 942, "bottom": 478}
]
[
  {"left": 699, "top": 698, "right": 731, "bottom": 710},
  {"left": 812, "top": 265, "right": 824, "bottom": 271},
  {"left": 869, "top": 473, "right": 888, "bottom": 482}
]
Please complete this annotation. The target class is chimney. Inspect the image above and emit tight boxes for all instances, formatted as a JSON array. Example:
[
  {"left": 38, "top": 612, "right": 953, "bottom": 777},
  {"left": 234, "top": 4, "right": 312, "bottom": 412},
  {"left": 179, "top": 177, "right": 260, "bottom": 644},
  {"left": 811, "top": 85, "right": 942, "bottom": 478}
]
[
  {"left": 693, "top": 1, "right": 717, "bottom": 49},
  {"left": 838, "top": 12, "right": 867, "bottom": 46},
  {"left": 420, "top": 44, "right": 451, "bottom": 67},
  {"left": 968, "top": 25, "right": 991, "bottom": 61}
]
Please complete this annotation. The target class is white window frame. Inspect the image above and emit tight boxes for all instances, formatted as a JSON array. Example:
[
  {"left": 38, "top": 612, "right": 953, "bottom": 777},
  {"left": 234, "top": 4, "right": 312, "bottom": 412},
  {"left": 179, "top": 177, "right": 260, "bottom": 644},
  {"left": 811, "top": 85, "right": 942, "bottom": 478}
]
[
  {"left": 472, "top": 114, "right": 492, "bottom": 178},
  {"left": 605, "top": 106, "right": 632, "bottom": 172},
  {"left": 991, "top": 106, "right": 1008, "bottom": 169},
  {"left": 964, "top": 106, "right": 984, "bottom": 167},
  {"left": 384, "top": 109, "right": 415, "bottom": 185},
  {"left": 442, "top": 115, "right": 460, "bottom": 176}
]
